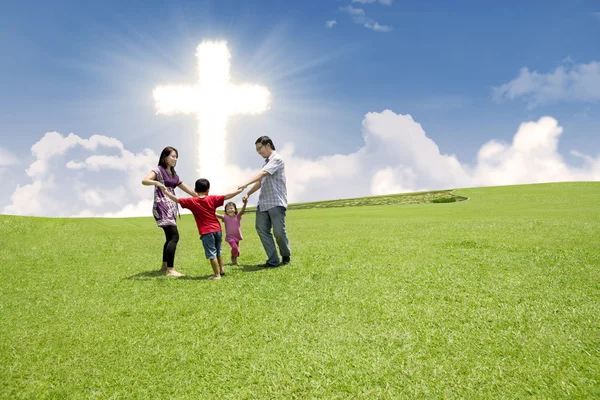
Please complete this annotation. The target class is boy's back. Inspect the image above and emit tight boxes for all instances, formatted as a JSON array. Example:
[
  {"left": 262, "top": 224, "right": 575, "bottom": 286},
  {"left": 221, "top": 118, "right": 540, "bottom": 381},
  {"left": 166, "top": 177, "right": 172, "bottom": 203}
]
[{"left": 179, "top": 195, "right": 224, "bottom": 235}]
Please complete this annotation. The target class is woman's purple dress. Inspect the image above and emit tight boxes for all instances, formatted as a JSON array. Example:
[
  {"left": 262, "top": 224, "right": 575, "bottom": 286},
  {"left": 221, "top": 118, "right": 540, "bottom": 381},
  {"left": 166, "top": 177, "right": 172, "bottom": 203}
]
[{"left": 152, "top": 166, "right": 182, "bottom": 227}]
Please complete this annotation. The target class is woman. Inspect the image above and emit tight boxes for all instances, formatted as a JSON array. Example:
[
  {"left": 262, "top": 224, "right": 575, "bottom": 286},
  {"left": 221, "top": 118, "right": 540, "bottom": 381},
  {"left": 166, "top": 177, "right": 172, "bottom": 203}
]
[{"left": 142, "top": 146, "right": 197, "bottom": 276}]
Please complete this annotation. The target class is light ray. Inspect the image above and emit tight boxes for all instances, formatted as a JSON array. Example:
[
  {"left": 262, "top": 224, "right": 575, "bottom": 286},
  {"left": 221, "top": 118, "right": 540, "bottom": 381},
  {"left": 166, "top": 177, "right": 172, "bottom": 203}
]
[{"left": 154, "top": 41, "right": 270, "bottom": 190}]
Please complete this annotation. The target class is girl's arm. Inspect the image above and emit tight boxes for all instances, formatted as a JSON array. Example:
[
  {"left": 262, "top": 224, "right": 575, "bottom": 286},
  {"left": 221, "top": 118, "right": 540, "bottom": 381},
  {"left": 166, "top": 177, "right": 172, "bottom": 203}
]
[
  {"left": 215, "top": 213, "right": 224, "bottom": 221},
  {"left": 178, "top": 182, "right": 198, "bottom": 197},
  {"left": 142, "top": 171, "right": 166, "bottom": 190},
  {"left": 239, "top": 198, "right": 248, "bottom": 216}
]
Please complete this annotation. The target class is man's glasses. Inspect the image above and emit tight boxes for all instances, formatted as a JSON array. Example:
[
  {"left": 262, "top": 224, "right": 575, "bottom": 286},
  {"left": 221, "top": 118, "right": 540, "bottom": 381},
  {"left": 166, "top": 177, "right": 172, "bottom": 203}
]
[{"left": 256, "top": 145, "right": 264, "bottom": 152}]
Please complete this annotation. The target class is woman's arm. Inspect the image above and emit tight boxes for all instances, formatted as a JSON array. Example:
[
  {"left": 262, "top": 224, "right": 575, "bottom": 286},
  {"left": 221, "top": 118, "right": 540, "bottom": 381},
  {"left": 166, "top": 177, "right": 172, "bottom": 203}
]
[{"left": 142, "top": 171, "right": 165, "bottom": 190}]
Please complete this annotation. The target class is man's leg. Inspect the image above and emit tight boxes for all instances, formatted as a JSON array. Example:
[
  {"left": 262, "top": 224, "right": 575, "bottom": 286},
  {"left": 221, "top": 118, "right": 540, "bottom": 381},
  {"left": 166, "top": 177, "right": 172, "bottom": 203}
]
[
  {"left": 269, "top": 206, "right": 291, "bottom": 262},
  {"left": 255, "top": 208, "right": 280, "bottom": 265}
]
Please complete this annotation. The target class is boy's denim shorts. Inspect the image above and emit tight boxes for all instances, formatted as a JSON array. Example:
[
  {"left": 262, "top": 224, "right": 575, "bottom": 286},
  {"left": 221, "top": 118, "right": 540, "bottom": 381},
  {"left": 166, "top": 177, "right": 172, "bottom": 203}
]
[{"left": 200, "top": 231, "right": 222, "bottom": 259}]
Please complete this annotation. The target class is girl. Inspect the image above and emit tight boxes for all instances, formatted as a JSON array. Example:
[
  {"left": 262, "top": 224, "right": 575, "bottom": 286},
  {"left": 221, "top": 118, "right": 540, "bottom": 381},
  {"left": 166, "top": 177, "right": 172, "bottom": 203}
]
[
  {"left": 142, "top": 146, "right": 197, "bottom": 276},
  {"left": 216, "top": 197, "right": 247, "bottom": 264}
]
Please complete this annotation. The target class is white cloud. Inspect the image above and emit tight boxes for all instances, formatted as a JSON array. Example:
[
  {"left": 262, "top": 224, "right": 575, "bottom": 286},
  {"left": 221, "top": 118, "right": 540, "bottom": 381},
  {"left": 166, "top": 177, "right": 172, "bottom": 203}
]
[
  {"left": 340, "top": 5, "right": 366, "bottom": 22},
  {"left": 0, "top": 146, "right": 19, "bottom": 167},
  {"left": 493, "top": 61, "right": 600, "bottom": 107},
  {"left": 3, "top": 132, "right": 160, "bottom": 217},
  {"left": 325, "top": 20, "right": 337, "bottom": 28},
  {"left": 278, "top": 111, "right": 599, "bottom": 203},
  {"left": 339, "top": 5, "right": 392, "bottom": 32},
  {"left": 364, "top": 21, "right": 392, "bottom": 32},
  {"left": 4, "top": 113, "right": 599, "bottom": 217}
]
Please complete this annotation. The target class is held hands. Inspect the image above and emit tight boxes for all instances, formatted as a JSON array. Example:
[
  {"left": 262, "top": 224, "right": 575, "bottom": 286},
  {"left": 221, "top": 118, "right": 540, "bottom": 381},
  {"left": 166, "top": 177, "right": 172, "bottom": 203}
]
[
  {"left": 156, "top": 182, "right": 167, "bottom": 191},
  {"left": 242, "top": 196, "right": 248, "bottom": 204},
  {"left": 237, "top": 184, "right": 248, "bottom": 190}
]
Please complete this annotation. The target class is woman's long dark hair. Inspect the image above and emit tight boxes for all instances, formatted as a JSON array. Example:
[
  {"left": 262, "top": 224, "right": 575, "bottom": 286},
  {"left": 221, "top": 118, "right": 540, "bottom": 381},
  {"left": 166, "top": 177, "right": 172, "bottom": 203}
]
[{"left": 158, "top": 146, "right": 178, "bottom": 177}]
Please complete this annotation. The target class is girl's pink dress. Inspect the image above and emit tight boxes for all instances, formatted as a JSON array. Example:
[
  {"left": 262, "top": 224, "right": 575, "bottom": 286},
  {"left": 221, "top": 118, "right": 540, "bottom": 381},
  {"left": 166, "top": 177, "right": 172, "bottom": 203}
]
[{"left": 223, "top": 214, "right": 243, "bottom": 243}]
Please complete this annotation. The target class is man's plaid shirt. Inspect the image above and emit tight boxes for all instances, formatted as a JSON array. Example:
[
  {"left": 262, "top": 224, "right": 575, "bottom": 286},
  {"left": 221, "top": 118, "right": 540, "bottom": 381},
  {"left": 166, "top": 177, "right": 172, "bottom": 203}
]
[{"left": 258, "top": 151, "right": 287, "bottom": 211}]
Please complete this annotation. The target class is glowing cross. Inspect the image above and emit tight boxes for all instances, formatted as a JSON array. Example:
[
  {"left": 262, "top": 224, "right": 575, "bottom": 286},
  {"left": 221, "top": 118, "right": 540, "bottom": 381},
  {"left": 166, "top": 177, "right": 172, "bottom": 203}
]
[{"left": 153, "top": 41, "right": 270, "bottom": 186}]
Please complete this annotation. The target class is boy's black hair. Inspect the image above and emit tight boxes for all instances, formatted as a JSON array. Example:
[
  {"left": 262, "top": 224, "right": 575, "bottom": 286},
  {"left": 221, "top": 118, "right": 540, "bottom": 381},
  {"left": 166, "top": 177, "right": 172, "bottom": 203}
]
[
  {"left": 194, "top": 178, "right": 210, "bottom": 193},
  {"left": 255, "top": 136, "right": 275, "bottom": 151},
  {"left": 224, "top": 201, "right": 238, "bottom": 214}
]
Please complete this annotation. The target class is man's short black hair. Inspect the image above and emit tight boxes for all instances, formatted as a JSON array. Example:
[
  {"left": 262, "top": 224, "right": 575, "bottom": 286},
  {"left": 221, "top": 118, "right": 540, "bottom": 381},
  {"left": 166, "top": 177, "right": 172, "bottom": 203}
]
[
  {"left": 194, "top": 178, "right": 210, "bottom": 193},
  {"left": 255, "top": 136, "right": 275, "bottom": 151}
]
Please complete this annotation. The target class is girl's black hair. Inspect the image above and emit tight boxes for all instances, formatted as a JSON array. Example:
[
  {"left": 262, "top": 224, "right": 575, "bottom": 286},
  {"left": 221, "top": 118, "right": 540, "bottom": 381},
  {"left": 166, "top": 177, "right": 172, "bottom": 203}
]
[{"left": 224, "top": 201, "right": 238, "bottom": 214}]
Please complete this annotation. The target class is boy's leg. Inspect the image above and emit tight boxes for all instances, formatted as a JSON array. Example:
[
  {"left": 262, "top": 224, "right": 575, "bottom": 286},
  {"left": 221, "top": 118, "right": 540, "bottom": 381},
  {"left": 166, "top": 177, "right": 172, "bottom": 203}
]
[
  {"left": 218, "top": 255, "right": 225, "bottom": 275},
  {"left": 215, "top": 232, "right": 225, "bottom": 275},
  {"left": 209, "top": 258, "right": 221, "bottom": 279},
  {"left": 202, "top": 233, "right": 220, "bottom": 279}
]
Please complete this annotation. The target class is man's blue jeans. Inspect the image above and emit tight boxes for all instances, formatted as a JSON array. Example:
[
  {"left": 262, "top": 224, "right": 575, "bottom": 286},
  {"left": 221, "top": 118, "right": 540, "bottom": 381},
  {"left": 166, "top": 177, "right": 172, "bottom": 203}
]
[{"left": 255, "top": 206, "right": 291, "bottom": 265}]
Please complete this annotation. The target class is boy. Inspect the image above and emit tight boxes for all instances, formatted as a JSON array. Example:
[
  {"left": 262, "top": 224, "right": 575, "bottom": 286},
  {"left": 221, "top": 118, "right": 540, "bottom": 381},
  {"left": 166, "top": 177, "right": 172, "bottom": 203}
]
[{"left": 162, "top": 178, "right": 243, "bottom": 280}]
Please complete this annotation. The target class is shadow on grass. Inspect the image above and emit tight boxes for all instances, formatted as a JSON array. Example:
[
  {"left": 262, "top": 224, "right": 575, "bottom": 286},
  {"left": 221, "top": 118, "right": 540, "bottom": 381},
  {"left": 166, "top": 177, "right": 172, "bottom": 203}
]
[
  {"left": 126, "top": 270, "right": 165, "bottom": 280},
  {"left": 126, "top": 264, "right": 269, "bottom": 280},
  {"left": 125, "top": 271, "right": 214, "bottom": 281},
  {"left": 238, "top": 263, "right": 266, "bottom": 273}
]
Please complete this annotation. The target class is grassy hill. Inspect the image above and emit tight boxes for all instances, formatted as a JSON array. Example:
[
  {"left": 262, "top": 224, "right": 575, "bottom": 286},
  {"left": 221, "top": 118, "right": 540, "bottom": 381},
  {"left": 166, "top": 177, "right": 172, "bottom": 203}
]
[{"left": 1, "top": 182, "right": 599, "bottom": 398}]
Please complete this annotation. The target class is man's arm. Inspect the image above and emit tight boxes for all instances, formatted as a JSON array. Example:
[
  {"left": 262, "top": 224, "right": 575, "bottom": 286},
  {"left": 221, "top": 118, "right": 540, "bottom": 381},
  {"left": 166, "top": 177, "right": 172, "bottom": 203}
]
[
  {"left": 242, "top": 181, "right": 261, "bottom": 203},
  {"left": 223, "top": 187, "right": 244, "bottom": 201},
  {"left": 161, "top": 187, "right": 180, "bottom": 203}
]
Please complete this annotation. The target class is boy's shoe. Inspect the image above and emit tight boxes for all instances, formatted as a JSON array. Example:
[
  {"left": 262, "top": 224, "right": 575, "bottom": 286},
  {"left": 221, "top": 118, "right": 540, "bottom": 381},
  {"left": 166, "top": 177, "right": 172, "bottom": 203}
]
[{"left": 281, "top": 256, "right": 291, "bottom": 265}]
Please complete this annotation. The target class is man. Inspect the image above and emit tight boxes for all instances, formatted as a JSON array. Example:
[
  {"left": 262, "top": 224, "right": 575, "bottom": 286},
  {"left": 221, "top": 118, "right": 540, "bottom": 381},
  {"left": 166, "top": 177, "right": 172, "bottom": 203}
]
[{"left": 239, "top": 136, "right": 291, "bottom": 267}]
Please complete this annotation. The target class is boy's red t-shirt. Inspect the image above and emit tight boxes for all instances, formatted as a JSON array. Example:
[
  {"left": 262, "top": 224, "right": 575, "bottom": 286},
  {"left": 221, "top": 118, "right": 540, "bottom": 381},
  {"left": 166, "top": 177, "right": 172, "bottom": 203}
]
[{"left": 179, "top": 195, "right": 225, "bottom": 235}]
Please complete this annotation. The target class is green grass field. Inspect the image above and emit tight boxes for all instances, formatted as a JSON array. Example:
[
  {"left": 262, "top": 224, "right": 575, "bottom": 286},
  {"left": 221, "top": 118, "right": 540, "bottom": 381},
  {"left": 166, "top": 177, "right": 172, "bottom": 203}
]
[{"left": 1, "top": 182, "right": 599, "bottom": 398}]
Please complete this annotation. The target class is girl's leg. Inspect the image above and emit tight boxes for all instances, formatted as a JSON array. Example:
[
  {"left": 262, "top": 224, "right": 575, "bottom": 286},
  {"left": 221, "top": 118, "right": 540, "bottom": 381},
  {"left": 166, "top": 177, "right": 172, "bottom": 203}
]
[{"left": 229, "top": 241, "right": 240, "bottom": 264}]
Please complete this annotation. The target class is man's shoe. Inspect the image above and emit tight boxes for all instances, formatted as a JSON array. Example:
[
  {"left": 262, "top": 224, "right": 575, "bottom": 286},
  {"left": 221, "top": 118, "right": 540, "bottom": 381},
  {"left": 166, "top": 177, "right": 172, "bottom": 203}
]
[
  {"left": 258, "top": 262, "right": 280, "bottom": 268},
  {"left": 281, "top": 256, "right": 290, "bottom": 265}
]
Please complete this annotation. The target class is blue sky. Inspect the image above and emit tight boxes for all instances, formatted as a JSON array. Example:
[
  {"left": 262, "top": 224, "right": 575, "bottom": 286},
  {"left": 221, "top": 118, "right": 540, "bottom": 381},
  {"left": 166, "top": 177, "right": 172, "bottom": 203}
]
[{"left": 1, "top": 0, "right": 599, "bottom": 216}]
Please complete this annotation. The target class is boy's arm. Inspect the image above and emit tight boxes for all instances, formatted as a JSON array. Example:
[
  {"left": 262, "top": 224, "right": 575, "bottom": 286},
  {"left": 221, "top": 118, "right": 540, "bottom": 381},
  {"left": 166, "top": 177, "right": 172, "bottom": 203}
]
[
  {"left": 239, "top": 198, "right": 248, "bottom": 216},
  {"left": 223, "top": 187, "right": 243, "bottom": 201},
  {"left": 161, "top": 187, "right": 180, "bottom": 203},
  {"left": 238, "top": 170, "right": 268, "bottom": 190}
]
